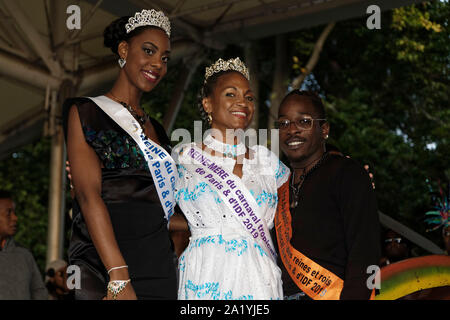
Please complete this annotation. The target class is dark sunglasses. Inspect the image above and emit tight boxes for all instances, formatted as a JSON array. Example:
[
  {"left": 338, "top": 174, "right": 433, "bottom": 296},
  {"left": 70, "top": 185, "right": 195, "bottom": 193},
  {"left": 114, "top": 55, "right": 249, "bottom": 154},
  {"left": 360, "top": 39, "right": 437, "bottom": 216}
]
[{"left": 385, "top": 238, "right": 403, "bottom": 244}]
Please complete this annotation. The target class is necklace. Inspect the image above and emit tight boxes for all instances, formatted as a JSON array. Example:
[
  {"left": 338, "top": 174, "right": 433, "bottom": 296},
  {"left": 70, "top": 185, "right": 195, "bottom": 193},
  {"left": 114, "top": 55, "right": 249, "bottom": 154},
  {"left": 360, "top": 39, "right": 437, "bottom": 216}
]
[
  {"left": 204, "top": 134, "right": 246, "bottom": 158},
  {"left": 107, "top": 92, "right": 149, "bottom": 132},
  {"left": 290, "top": 152, "right": 329, "bottom": 209}
]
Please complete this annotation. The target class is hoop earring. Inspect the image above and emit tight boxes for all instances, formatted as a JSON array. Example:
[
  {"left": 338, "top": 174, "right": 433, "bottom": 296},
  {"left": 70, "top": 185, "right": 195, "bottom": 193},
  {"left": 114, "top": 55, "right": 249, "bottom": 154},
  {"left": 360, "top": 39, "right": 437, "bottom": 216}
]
[{"left": 118, "top": 58, "right": 126, "bottom": 68}]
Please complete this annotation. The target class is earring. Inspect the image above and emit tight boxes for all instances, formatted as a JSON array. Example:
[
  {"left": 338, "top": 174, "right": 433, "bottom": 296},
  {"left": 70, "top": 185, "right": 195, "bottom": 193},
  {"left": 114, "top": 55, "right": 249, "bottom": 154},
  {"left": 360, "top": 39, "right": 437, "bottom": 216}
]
[
  {"left": 118, "top": 58, "right": 126, "bottom": 68},
  {"left": 325, "top": 135, "right": 329, "bottom": 139},
  {"left": 207, "top": 113, "right": 212, "bottom": 126}
]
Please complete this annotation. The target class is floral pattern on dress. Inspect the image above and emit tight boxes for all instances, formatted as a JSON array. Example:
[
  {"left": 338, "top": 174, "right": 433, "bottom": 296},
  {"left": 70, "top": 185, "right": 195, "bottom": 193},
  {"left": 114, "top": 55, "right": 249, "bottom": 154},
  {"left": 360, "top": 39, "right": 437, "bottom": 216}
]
[{"left": 83, "top": 126, "right": 146, "bottom": 169}]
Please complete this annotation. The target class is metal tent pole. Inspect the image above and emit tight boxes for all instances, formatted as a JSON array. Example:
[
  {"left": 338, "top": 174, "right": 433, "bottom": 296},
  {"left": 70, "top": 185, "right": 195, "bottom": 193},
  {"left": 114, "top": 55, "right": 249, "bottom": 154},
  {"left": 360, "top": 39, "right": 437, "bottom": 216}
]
[{"left": 45, "top": 89, "right": 66, "bottom": 266}]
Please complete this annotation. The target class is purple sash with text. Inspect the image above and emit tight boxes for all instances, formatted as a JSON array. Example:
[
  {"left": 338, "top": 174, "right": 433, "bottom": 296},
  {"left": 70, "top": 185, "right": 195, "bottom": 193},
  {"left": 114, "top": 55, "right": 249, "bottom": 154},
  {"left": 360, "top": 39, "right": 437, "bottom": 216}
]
[{"left": 180, "top": 145, "right": 277, "bottom": 262}]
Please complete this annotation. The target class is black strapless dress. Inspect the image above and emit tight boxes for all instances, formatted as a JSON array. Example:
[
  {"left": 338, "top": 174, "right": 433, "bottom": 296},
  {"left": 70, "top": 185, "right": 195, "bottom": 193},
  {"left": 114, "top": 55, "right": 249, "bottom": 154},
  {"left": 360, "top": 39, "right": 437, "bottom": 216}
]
[{"left": 62, "top": 97, "right": 177, "bottom": 300}]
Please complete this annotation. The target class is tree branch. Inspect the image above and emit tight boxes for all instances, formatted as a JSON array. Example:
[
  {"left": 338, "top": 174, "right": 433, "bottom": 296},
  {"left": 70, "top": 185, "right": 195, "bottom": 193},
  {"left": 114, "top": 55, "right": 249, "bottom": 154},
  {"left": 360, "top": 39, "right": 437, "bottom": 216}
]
[{"left": 292, "top": 22, "right": 335, "bottom": 89}]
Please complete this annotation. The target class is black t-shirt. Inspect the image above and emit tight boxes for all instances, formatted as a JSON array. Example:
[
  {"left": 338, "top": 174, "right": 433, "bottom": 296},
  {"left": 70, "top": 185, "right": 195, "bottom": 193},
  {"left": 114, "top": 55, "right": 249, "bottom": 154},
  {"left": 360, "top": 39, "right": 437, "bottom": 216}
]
[{"left": 275, "top": 154, "right": 381, "bottom": 300}]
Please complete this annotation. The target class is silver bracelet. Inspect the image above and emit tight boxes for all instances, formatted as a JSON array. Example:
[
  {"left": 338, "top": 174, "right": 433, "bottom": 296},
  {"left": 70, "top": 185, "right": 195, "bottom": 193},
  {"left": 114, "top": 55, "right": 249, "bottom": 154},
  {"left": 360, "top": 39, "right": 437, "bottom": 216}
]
[{"left": 107, "top": 265, "right": 128, "bottom": 275}]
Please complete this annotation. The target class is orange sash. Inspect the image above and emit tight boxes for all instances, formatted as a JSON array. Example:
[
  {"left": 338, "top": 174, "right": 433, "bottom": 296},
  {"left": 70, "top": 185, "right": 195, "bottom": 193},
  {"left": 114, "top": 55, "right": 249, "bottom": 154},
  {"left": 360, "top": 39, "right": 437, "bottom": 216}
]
[{"left": 275, "top": 179, "right": 344, "bottom": 300}]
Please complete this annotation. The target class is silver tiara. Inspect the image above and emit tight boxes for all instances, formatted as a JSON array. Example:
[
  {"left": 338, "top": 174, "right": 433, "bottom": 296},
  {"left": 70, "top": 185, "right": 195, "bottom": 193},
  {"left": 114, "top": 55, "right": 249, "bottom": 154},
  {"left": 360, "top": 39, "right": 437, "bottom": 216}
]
[
  {"left": 125, "top": 9, "right": 171, "bottom": 38},
  {"left": 204, "top": 57, "right": 250, "bottom": 83}
]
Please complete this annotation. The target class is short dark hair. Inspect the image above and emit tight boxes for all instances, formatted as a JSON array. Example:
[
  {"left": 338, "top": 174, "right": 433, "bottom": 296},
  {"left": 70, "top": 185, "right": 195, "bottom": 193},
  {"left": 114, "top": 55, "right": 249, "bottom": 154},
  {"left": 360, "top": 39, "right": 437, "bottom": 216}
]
[
  {"left": 280, "top": 90, "right": 326, "bottom": 120},
  {"left": 0, "top": 190, "right": 13, "bottom": 201}
]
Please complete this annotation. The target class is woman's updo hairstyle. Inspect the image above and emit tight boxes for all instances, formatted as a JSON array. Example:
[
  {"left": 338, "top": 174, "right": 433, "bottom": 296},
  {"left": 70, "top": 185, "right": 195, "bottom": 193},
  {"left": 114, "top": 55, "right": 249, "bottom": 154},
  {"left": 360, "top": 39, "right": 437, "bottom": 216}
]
[
  {"left": 103, "top": 16, "right": 131, "bottom": 55},
  {"left": 103, "top": 16, "right": 166, "bottom": 55}
]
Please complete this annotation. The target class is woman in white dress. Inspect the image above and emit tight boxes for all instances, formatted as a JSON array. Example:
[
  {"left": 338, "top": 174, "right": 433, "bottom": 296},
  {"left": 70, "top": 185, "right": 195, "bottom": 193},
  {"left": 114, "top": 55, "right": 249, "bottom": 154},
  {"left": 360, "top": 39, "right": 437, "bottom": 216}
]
[{"left": 172, "top": 58, "right": 290, "bottom": 300}]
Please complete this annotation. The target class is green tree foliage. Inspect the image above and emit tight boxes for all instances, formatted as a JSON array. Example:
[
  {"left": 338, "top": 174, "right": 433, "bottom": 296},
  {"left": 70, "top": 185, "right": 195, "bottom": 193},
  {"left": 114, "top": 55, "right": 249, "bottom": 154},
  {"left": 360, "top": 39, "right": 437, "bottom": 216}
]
[
  {"left": 0, "top": 138, "right": 51, "bottom": 272},
  {"left": 0, "top": 138, "right": 73, "bottom": 273},
  {"left": 289, "top": 0, "right": 449, "bottom": 246}
]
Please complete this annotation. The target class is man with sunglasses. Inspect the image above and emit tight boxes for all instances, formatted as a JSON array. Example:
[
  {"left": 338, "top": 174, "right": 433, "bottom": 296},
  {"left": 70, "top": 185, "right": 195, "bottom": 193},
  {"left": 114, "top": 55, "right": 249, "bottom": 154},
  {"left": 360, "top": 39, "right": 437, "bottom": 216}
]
[
  {"left": 273, "top": 90, "right": 381, "bottom": 300},
  {"left": 380, "top": 230, "right": 409, "bottom": 267}
]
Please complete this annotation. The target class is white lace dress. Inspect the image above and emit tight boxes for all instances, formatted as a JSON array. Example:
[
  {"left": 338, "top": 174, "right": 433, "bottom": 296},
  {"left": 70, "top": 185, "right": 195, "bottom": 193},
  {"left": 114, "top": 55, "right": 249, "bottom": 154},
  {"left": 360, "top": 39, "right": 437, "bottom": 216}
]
[{"left": 173, "top": 142, "right": 290, "bottom": 300}]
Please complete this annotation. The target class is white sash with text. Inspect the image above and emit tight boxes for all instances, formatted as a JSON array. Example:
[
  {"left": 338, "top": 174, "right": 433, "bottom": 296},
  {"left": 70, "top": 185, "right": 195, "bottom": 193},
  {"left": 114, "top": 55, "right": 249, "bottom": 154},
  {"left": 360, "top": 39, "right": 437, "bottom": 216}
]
[{"left": 88, "top": 96, "right": 176, "bottom": 225}]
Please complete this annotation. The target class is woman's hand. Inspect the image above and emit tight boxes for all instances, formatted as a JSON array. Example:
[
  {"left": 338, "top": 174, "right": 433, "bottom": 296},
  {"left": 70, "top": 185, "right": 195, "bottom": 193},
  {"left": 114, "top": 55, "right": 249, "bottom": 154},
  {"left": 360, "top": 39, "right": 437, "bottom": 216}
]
[
  {"left": 364, "top": 164, "right": 375, "bottom": 190},
  {"left": 105, "top": 269, "right": 137, "bottom": 300},
  {"left": 344, "top": 154, "right": 375, "bottom": 190},
  {"left": 104, "top": 283, "right": 137, "bottom": 300}
]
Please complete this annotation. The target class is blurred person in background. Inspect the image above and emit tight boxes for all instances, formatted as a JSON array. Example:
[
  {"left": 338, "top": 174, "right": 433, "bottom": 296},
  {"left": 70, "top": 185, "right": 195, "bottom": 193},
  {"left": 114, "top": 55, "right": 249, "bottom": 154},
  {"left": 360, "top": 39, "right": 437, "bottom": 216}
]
[
  {"left": 45, "top": 259, "right": 73, "bottom": 300},
  {"left": 379, "top": 229, "right": 410, "bottom": 267},
  {"left": 0, "top": 190, "right": 48, "bottom": 300}
]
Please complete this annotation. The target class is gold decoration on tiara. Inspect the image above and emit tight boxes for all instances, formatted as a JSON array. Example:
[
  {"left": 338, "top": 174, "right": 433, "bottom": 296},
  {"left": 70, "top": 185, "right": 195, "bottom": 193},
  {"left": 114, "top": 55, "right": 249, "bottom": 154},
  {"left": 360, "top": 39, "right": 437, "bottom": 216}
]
[
  {"left": 125, "top": 9, "right": 171, "bottom": 38},
  {"left": 204, "top": 57, "right": 250, "bottom": 83}
]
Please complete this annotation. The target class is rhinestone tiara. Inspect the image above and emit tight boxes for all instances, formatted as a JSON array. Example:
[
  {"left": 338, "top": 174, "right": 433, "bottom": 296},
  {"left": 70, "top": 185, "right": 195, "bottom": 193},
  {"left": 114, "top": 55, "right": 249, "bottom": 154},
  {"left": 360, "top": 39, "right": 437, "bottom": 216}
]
[
  {"left": 204, "top": 57, "right": 250, "bottom": 83},
  {"left": 125, "top": 9, "right": 171, "bottom": 38}
]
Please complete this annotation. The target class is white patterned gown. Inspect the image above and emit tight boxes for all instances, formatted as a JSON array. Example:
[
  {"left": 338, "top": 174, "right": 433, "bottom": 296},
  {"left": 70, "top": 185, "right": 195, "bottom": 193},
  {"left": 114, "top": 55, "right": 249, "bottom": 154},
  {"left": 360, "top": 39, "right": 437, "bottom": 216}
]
[{"left": 173, "top": 142, "right": 290, "bottom": 300}]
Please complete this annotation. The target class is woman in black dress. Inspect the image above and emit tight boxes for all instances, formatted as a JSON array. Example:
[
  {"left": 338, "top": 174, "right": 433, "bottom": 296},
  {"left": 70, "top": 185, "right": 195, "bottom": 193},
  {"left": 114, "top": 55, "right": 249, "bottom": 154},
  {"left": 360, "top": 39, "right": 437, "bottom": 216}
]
[{"left": 63, "top": 10, "right": 177, "bottom": 300}]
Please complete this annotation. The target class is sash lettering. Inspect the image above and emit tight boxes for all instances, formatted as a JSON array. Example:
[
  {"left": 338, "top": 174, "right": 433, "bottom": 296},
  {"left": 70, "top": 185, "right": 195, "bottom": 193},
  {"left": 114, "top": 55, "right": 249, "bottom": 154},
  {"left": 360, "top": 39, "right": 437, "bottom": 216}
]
[
  {"left": 88, "top": 96, "right": 176, "bottom": 225},
  {"left": 275, "top": 179, "right": 344, "bottom": 300},
  {"left": 180, "top": 145, "right": 277, "bottom": 262}
]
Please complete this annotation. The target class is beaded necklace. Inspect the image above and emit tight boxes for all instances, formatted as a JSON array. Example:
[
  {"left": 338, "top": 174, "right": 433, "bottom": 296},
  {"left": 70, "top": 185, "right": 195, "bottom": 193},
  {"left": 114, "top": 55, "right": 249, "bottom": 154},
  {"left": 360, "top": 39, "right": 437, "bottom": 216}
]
[
  {"left": 107, "top": 93, "right": 149, "bottom": 133},
  {"left": 203, "top": 134, "right": 246, "bottom": 158}
]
